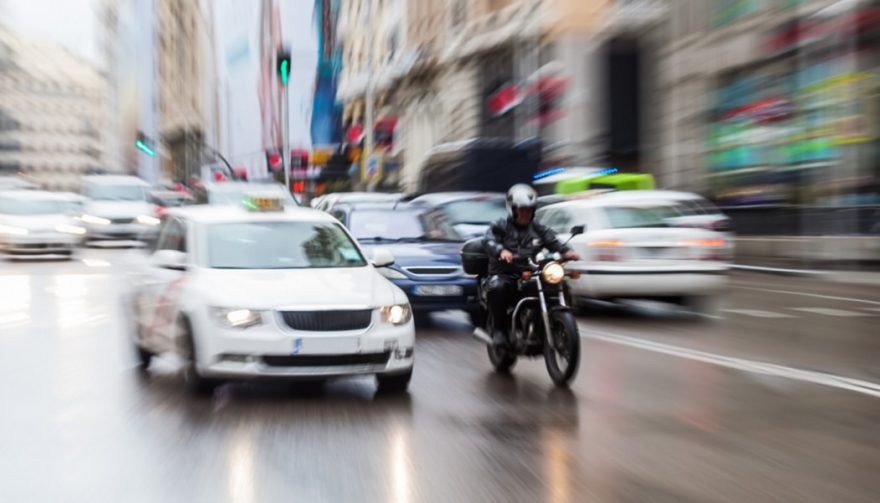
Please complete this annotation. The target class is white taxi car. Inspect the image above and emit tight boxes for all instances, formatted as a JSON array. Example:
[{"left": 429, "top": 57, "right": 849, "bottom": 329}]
[
  {"left": 0, "top": 190, "right": 86, "bottom": 257},
  {"left": 536, "top": 194, "right": 731, "bottom": 313},
  {"left": 125, "top": 195, "right": 415, "bottom": 394}
]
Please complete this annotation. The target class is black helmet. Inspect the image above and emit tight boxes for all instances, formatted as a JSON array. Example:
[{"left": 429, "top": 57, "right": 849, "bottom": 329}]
[{"left": 506, "top": 183, "right": 537, "bottom": 221}]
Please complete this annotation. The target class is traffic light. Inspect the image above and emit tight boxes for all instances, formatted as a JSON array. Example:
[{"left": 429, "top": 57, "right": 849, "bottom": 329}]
[
  {"left": 135, "top": 131, "right": 156, "bottom": 157},
  {"left": 277, "top": 49, "right": 291, "bottom": 86}
]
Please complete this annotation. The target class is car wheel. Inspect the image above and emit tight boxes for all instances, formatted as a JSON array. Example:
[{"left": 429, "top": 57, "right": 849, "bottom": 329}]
[
  {"left": 376, "top": 369, "right": 412, "bottom": 394},
  {"left": 178, "top": 317, "right": 220, "bottom": 396}
]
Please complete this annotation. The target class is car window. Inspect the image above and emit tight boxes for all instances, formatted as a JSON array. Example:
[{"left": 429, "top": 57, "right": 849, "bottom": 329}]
[
  {"left": 349, "top": 209, "right": 461, "bottom": 242},
  {"left": 206, "top": 221, "right": 365, "bottom": 269},
  {"left": 441, "top": 198, "right": 506, "bottom": 225},
  {"left": 0, "top": 197, "right": 65, "bottom": 215},
  {"left": 602, "top": 206, "right": 673, "bottom": 229},
  {"left": 84, "top": 184, "right": 148, "bottom": 201},
  {"left": 156, "top": 219, "right": 186, "bottom": 252}
]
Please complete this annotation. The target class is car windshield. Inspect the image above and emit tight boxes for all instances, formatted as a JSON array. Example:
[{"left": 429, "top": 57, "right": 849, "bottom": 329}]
[
  {"left": 349, "top": 210, "right": 461, "bottom": 242},
  {"left": 602, "top": 206, "right": 674, "bottom": 228},
  {"left": 0, "top": 197, "right": 65, "bottom": 215},
  {"left": 442, "top": 198, "right": 507, "bottom": 225},
  {"left": 206, "top": 221, "right": 366, "bottom": 269},
  {"left": 85, "top": 184, "right": 148, "bottom": 201}
]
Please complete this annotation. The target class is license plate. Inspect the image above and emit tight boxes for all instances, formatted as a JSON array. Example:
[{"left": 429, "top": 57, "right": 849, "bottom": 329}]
[
  {"left": 413, "top": 285, "right": 463, "bottom": 296},
  {"left": 295, "top": 336, "right": 360, "bottom": 354}
]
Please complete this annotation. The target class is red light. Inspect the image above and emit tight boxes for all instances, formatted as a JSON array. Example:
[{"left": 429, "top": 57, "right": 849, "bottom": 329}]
[{"left": 292, "top": 181, "right": 305, "bottom": 193}]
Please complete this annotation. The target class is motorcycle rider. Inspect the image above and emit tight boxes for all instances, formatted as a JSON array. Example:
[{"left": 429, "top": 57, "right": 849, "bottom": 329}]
[{"left": 483, "top": 184, "right": 580, "bottom": 346}]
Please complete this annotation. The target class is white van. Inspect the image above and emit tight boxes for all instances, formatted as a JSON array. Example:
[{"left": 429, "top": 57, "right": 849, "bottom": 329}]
[{"left": 80, "top": 175, "right": 159, "bottom": 241}]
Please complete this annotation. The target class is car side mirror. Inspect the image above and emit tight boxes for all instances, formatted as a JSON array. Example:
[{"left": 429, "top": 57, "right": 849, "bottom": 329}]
[
  {"left": 371, "top": 248, "right": 395, "bottom": 268},
  {"left": 151, "top": 249, "right": 188, "bottom": 271},
  {"left": 570, "top": 225, "right": 585, "bottom": 236}
]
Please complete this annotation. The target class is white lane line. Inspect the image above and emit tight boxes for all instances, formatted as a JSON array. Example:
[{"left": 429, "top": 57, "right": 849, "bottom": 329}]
[
  {"left": 722, "top": 309, "right": 794, "bottom": 318},
  {"left": 739, "top": 286, "right": 880, "bottom": 306},
  {"left": 578, "top": 325, "right": 880, "bottom": 398},
  {"left": 791, "top": 307, "right": 869, "bottom": 317}
]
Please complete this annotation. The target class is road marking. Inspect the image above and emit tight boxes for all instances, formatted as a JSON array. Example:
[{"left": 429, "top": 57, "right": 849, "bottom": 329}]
[
  {"left": 722, "top": 309, "right": 794, "bottom": 318},
  {"left": 578, "top": 325, "right": 880, "bottom": 399},
  {"left": 739, "top": 286, "right": 880, "bottom": 306},
  {"left": 791, "top": 307, "right": 869, "bottom": 317}
]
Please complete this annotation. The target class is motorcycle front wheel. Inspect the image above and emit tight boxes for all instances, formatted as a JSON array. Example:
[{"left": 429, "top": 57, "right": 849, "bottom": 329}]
[{"left": 544, "top": 310, "right": 580, "bottom": 387}]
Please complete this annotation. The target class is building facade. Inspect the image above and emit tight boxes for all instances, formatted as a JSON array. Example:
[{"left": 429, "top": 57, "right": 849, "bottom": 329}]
[
  {"left": 336, "top": 0, "right": 668, "bottom": 192},
  {"left": 0, "top": 28, "right": 106, "bottom": 191},
  {"left": 659, "top": 0, "right": 880, "bottom": 222}
]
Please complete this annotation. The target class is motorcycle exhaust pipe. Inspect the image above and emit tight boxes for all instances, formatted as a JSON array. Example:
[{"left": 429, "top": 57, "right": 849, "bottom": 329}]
[{"left": 472, "top": 328, "right": 492, "bottom": 345}]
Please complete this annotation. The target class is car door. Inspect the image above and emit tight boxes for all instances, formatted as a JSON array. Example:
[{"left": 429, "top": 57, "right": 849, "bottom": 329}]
[{"left": 138, "top": 217, "right": 189, "bottom": 353}]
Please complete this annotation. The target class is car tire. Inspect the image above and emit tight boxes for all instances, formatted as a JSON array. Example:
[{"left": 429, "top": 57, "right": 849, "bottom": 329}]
[
  {"left": 178, "top": 317, "right": 220, "bottom": 396},
  {"left": 376, "top": 369, "right": 412, "bottom": 394}
]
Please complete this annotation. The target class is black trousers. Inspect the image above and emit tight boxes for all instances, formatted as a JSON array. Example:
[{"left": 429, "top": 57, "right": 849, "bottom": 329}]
[{"left": 486, "top": 274, "right": 518, "bottom": 333}]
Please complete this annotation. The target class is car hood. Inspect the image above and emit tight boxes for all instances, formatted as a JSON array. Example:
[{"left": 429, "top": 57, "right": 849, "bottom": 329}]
[
  {"left": 82, "top": 201, "right": 154, "bottom": 218},
  {"left": 0, "top": 214, "right": 77, "bottom": 231},
  {"left": 192, "top": 266, "right": 404, "bottom": 310},
  {"left": 359, "top": 241, "right": 463, "bottom": 268}
]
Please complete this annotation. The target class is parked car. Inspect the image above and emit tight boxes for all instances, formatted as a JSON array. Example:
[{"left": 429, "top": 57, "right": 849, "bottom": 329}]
[
  {"left": 80, "top": 175, "right": 159, "bottom": 241},
  {"left": 0, "top": 190, "right": 85, "bottom": 257},
  {"left": 536, "top": 194, "right": 731, "bottom": 313},
  {"left": 406, "top": 192, "right": 507, "bottom": 239},
  {"left": 341, "top": 205, "right": 478, "bottom": 323}
]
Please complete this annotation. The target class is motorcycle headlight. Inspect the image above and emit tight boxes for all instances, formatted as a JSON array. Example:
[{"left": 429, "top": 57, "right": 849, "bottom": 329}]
[
  {"left": 0, "top": 224, "right": 28, "bottom": 236},
  {"left": 380, "top": 304, "right": 412, "bottom": 325},
  {"left": 210, "top": 307, "right": 263, "bottom": 329},
  {"left": 542, "top": 262, "right": 565, "bottom": 285},
  {"left": 81, "top": 214, "right": 110, "bottom": 225},
  {"left": 55, "top": 224, "right": 86, "bottom": 235},
  {"left": 378, "top": 268, "right": 408, "bottom": 280},
  {"left": 136, "top": 214, "right": 161, "bottom": 226}
]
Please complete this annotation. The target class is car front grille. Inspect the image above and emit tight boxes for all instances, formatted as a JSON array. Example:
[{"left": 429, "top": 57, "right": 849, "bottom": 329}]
[
  {"left": 110, "top": 217, "right": 135, "bottom": 224},
  {"left": 261, "top": 352, "right": 390, "bottom": 367},
  {"left": 279, "top": 309, "right": 373, "bottom": 331},
  {"left": 403, "top": 266, "right": 460, "bottom": 276}
]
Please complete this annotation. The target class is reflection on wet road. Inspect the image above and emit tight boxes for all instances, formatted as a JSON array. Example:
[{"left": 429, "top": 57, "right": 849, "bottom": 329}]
[{"left": 0, "top": 250, "right": 878, "bottom": 502}]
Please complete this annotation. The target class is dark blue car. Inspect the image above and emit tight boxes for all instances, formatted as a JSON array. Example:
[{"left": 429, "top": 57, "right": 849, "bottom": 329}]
[{"left": 340, "top": 205, "right": 479, "bottom": 323}]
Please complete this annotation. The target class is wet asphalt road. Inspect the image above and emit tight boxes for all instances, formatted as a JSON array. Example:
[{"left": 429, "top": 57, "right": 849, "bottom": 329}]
[{"left": 0, "top": 248, "right": 878, "bottom": 502}]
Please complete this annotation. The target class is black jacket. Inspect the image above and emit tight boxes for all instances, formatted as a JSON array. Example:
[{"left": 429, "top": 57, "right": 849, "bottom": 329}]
[{"left": 484, "top": 217, "right": 570, "bottom": 275}]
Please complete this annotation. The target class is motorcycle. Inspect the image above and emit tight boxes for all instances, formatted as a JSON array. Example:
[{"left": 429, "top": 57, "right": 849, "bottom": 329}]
[{"left": 460, "top": 226, "right": 584, "bottom": 387}]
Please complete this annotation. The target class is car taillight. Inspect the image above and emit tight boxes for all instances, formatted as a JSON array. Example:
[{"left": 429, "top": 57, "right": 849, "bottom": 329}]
[
  {"left": 679, "top": 239, "right": 728, "bottom": 261},
  {"left": 588, "top": 240, "right": 623, "bottom": 262}
]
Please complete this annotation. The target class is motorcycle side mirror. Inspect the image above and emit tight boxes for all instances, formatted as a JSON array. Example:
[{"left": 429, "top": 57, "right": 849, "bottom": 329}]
[{"left": 570, "top": 225, "right": 585, "bottom": 236}]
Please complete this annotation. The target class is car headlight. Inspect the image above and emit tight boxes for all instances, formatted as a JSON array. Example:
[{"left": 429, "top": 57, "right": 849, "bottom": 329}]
[
  {"left": 136, "top": 214, "right": 161, "bottom": 226},
  {"left": 81, "top": 214, "right": 110, "bottom": 225},
  {"left": 378, "top": 267, "right": 408, "bottom": 280},
  {"left": 380, "top": 304, "right": 412, "bottom": 325},
  {"left": 542, "top": 262, "right": 565, "bottom": 285},
  {"left": 210, "top": 307, "right": 263, "bottom": 329},
  {"left": 0, "top": 224, "right": 28, "bottom": 236},
  {"left": 55, "top": 224, "right": 86, "bottom": 235}
]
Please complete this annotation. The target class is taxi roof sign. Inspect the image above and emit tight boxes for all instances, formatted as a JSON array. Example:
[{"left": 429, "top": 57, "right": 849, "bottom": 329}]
[{"left": 242, "top": 195, "right": 284, "bottom": 212}]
